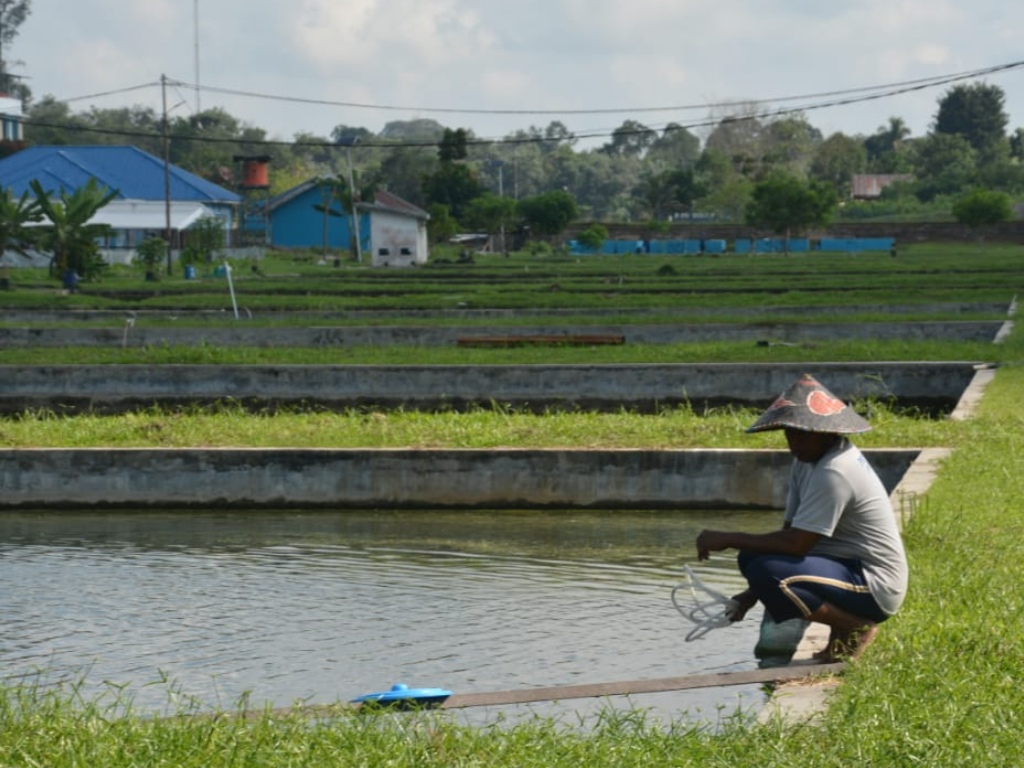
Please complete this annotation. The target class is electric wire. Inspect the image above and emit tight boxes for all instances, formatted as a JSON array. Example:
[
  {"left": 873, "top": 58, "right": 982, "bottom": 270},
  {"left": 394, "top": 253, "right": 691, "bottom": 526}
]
[
  {"left": 161, "top": 59, "right": 1024, "bottom": 116},
  {"left": 28, "top": 59, "right": 1024, "bottom": 150}
]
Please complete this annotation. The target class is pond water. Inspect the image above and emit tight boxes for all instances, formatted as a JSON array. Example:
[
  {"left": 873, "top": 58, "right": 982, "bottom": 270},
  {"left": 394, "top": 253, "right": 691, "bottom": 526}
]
[{"left": 0, "top": 508, "right": 781, "bottom": 727}]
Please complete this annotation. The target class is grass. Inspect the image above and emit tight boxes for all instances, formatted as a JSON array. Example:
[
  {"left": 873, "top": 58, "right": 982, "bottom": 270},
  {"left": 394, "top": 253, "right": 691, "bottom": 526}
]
[
  {"left": 2, "top": 365, "right": 1022, "bottom": 765},
  {"left": 0, "top": 338, "right": 1008, "bottom": 366},
  {"left": 0, "top": 242, "right": 1022, "bottom": 764},
  {"left": 1, "top": 243, "right": 1021, "bottom": 314},
  {"left": 0, "top": 400, "right": 965, "bottom": 449}
]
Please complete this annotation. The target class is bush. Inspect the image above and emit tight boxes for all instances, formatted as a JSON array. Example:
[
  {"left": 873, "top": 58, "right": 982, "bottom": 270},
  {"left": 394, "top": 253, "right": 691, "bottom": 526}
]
[
  {"left": 952, "top": 188, "right": 1013, "bottom": 228},
  {"left": 134, "top": 237, "right": 166, "bottom": 281},
  {"left": 576, "top": 224, "right": 608, "bottom": 252}
]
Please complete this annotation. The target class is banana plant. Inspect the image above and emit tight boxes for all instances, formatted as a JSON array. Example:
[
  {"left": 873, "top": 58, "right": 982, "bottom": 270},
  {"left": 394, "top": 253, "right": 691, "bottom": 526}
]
[
  {"left": 30, "top": 177, "right": 118, "bottom": 279},
  {"left": 0, "top": 187, "right": 43, "bottom": 261}
]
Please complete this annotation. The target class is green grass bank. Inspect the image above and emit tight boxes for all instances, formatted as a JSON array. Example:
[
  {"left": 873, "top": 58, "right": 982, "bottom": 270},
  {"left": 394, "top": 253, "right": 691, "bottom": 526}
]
[
  {"left": 0, "top": 242, "right": 1020, "bottom": 764},
  {"left": 0, "top": 357, "right": 1022, "bottom": 767}
]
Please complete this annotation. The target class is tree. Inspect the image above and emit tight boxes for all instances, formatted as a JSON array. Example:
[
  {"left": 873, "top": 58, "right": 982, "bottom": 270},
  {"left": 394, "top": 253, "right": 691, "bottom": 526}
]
[
  {"left": 761, "top": 115, "right": 822, "bottom": 175},
  {"left": 0, "top": 0, "right": 30, "bottom": 95},
  {"left": 645, "top": 124, "right": 701, "bottom": 170},
  {"left": 541, "top": 121, "right": 576, "bottom": 153},
  {"left": 934, "top": 83, "right": 1008, "bottom": 156},
  {"left": 575, "top": 224, "right": 608, "bottom": 253},
  {"left": 635, "top": 168, "right": 707, "bottom": 220},
  {"left": 601, "top": 120, "right": 658, "bottom": 157},
  {"left": 810, "top": 133, "right": 867, "bottom": 198},
  {"left": 704, "top": 104, "right": 767, "bottom": 176},
  {"left": 0, "top": 187, "right": 41, "bottom": 262},
  {"left": 25, "top": 96, "right": 88, "bottom": 145},
  {"left": 635, "top": 171, "right": 678, "bottom": 221},
  {"left": 438, "top": 128, "right": 470, "bottom": 163},
  {"left": 746, "top": 172, "right": 837, "bottom": 252},
  {"left": 505, "top": 121, "right": 576, "bottom": 155},
  {"left": 374, "top": 146, "right": 436, "bottom": 207},
  {"left": 421, "top": 162, "right": 484, "bottom": 223},
  {"left": 864, "top": 117, "right": 911, "bottom": 172},
  {"left": 422, "top": 128, "right": 484, "bottom": 223},
  {"left": 379, "top": 118, "right": 446, "bottom": 142},
  {"left": 516, "top": 190, "right": 578, "bottom": 238},
  {"left": 426, "top": 203, "right": 459, "bottom": 245},
  {"left": 1010, "top": 128, "right": 1024, "bottom": 162},
  {"left": 951, "top": 188, "right": 1012, "bottom": 233},
  {"left": 183, "top": 215, "right": 226, "bottom": 265},
  {"left": 30, "top": 178, "right": 118, "bottom": 279},
  {"left": 134, "top": 236, "right": 166, "bottom": 281},
  {"left": 695, "top": 148, "right": 752, "bottom": 221},
  {"left": 463, "top": 193, "right": 517, "bottom": 250},
  {"left": 910, "top": 132, "right": 977, "bottom": 201},
  {"left": 329, "top": 125, "right": 374, "bottom": 146}
]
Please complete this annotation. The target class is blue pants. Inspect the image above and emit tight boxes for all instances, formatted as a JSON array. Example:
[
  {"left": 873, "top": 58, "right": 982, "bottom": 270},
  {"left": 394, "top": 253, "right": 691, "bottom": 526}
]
[{"left": 738, "top": 551, "right": 888, "bottom": 624}]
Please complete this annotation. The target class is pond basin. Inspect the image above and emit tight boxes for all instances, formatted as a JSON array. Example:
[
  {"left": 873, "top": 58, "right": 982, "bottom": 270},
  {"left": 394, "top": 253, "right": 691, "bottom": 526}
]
[{"left": 0, "top": 507, "right": 781, "bottom": 727}]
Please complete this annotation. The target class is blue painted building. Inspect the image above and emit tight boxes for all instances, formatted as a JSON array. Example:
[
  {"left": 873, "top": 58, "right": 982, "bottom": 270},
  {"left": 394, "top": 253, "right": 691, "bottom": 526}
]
[
  {"left": 0, "top": 145, "right": 242, "bottom": 267},
  {"left": 261, "top": 179, "right": 429, "bottom": 266}
]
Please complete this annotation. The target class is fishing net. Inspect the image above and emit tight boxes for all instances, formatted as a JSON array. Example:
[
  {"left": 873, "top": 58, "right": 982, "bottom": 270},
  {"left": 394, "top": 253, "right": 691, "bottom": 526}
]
[{"left": 672, "top": 565, "right": 743, "bottom": 642}]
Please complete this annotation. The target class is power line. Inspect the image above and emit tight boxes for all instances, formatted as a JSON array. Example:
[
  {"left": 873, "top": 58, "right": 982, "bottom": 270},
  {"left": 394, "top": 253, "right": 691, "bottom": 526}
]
[
  {"left": 61, "top": 82, "right": 161, "bottom": 104},
  {"left": 32, "top": 59, "right": 1024, "bottom": 150},
  {"left": 164, "top": 59, "right": 1024, "bottom": 117}
]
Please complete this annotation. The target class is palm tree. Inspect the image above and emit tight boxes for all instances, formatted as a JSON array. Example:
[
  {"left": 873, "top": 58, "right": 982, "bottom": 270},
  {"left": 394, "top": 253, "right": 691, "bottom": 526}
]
[{"left": 30, "top": 178, "right": 118, "bottom": 279}]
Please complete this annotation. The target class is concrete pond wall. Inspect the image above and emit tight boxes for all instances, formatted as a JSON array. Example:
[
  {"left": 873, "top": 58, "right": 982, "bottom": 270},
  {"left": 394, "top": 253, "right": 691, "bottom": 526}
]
[
  {"left": 0, "top": 361, "right": 989, "bottom": 414},
  {"left": 0, "top": 320, "right": 1005, "bottom": 348},
  {"left": 0, "top": 447, "right": 929, "bottom": 511},
  {"left": 0, "top": 362, "right": 988, "bottom": 510}
]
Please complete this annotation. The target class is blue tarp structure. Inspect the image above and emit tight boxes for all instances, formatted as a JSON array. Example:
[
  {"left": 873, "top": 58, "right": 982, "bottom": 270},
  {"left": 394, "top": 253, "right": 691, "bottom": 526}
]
[
  {"left": 568, "top": 236, "right": 896, "bottom": 256},
  {"left": 816, "top": 237, "right": 895, "bottom": 252}
]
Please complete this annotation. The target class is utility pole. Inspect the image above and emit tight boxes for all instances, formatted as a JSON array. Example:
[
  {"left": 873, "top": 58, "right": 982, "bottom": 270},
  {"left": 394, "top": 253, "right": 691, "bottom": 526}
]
[
  {"left": 161, "top": 74, "right": 173, "bottom": 276},
  {"left": 497, "top": 160, "right": 506, "bottom": 255},
  {"left": 194, "top": 0, "right": 202, "bottom": 114}
]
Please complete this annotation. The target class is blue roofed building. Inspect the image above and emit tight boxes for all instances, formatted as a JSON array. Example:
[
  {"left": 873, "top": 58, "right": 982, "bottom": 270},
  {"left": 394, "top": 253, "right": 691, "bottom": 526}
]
[
  {"left": 259, "top": 179, "right": 429, "bottom": 266},
  {"left": 0, "top": 145, "right": 241, "bottom": 263}
]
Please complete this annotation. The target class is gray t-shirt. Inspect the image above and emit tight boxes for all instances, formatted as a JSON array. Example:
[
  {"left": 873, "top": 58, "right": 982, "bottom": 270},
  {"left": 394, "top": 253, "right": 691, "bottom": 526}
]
[{"left": 785, "top": 438, "right": 909, "bottom": 616}]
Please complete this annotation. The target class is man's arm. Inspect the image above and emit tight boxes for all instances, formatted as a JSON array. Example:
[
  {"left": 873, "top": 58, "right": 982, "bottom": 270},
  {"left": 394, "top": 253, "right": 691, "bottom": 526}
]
[{"left": 695, "top": 527, "right": 821, "bottom": 561}]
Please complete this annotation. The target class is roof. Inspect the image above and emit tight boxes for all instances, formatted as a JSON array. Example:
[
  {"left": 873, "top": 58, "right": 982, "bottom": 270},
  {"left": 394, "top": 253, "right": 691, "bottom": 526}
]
[
  {"left": 266, "top": 178, "right": 318, "bottom": 212},
  {"left": 267, "top": 180, "right": 428, "bottom": 220},
  {"left": 0, "top": 145, "right": 241, "bottom": 203},
  {"left": 850, "top": 174, "right": 914, "bottom": 199},
  {"left": 90, "top": 199, "right": 218, "bottom": 230},
  {"left": 360, "top": 189, "right": 429, "bottom": 220}
]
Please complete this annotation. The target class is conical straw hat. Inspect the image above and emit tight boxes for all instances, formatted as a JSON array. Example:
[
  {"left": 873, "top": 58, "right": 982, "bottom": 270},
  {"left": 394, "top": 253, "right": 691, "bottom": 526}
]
[{"left": 746, "top": 373, "right": 872, "bottom": 434}]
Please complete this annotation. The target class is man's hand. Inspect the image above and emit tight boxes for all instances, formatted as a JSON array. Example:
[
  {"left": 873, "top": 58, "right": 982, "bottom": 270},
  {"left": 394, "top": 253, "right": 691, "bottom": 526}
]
[
  {"left": 695, "top": 529, "right": 731, "bottom": 561},
  {"left": 725, "top": 589, "right": 758, "bottom": 622}
]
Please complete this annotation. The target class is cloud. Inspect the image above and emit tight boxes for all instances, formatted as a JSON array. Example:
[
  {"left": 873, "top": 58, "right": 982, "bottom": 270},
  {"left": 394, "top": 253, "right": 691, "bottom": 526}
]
[
  {"left": 11, "top": 0, "right": 1024, "bottom": 144},
  {"left": 288, "top": 0, "right": 495, "bottom": 72}
]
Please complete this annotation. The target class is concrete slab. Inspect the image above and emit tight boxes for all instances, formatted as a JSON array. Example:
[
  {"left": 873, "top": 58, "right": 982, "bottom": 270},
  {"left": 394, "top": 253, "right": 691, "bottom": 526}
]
[
  {"left": 0, "top": 447, "right": 920, "bottom": 510},
  {"left": 0, "top": 361, "right": 984, "bottom": 415},
  {"left": 0, "top": 320, "right": 1005, "bottom": 348}
]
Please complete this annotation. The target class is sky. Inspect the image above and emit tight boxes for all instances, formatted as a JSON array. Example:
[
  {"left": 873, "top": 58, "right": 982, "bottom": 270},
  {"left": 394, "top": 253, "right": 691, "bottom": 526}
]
[{"left": 11, "top": 0, "right": 1024, "bottom": 150}]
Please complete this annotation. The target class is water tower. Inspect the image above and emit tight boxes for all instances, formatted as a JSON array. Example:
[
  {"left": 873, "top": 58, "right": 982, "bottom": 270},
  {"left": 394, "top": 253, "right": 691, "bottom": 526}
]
[{"left": 233, "top": 154, "right": 272, "bottom": 245}]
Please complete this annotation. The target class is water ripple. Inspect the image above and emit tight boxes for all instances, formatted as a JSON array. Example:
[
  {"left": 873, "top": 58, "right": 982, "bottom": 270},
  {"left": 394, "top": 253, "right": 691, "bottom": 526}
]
[{"left": 0, "top": 509, "right": 777, "bottom": 716}]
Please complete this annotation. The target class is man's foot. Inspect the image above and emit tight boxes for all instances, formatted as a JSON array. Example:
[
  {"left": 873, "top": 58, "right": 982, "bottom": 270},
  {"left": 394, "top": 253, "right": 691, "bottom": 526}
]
[{"left": 814, "top": 625, "right": 878, "bottom": 663}]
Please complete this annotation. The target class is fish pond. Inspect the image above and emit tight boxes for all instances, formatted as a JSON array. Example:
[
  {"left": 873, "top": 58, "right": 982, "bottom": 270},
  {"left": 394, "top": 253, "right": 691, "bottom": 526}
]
[{"left": 0, "top": 508, "right": 781, "bottom": 726}]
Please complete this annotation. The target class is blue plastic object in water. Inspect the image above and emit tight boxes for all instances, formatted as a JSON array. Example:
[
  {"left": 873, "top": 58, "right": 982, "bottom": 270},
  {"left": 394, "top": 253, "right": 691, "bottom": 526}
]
[{"left": 351, "top": 683, "right": 452, "bottom": 709}]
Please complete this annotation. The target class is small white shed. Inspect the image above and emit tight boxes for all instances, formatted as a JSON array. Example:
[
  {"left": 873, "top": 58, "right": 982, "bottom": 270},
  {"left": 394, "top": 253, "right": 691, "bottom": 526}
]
[{"left": 363, "top": 190, "right": 430, "bottom": 267}]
